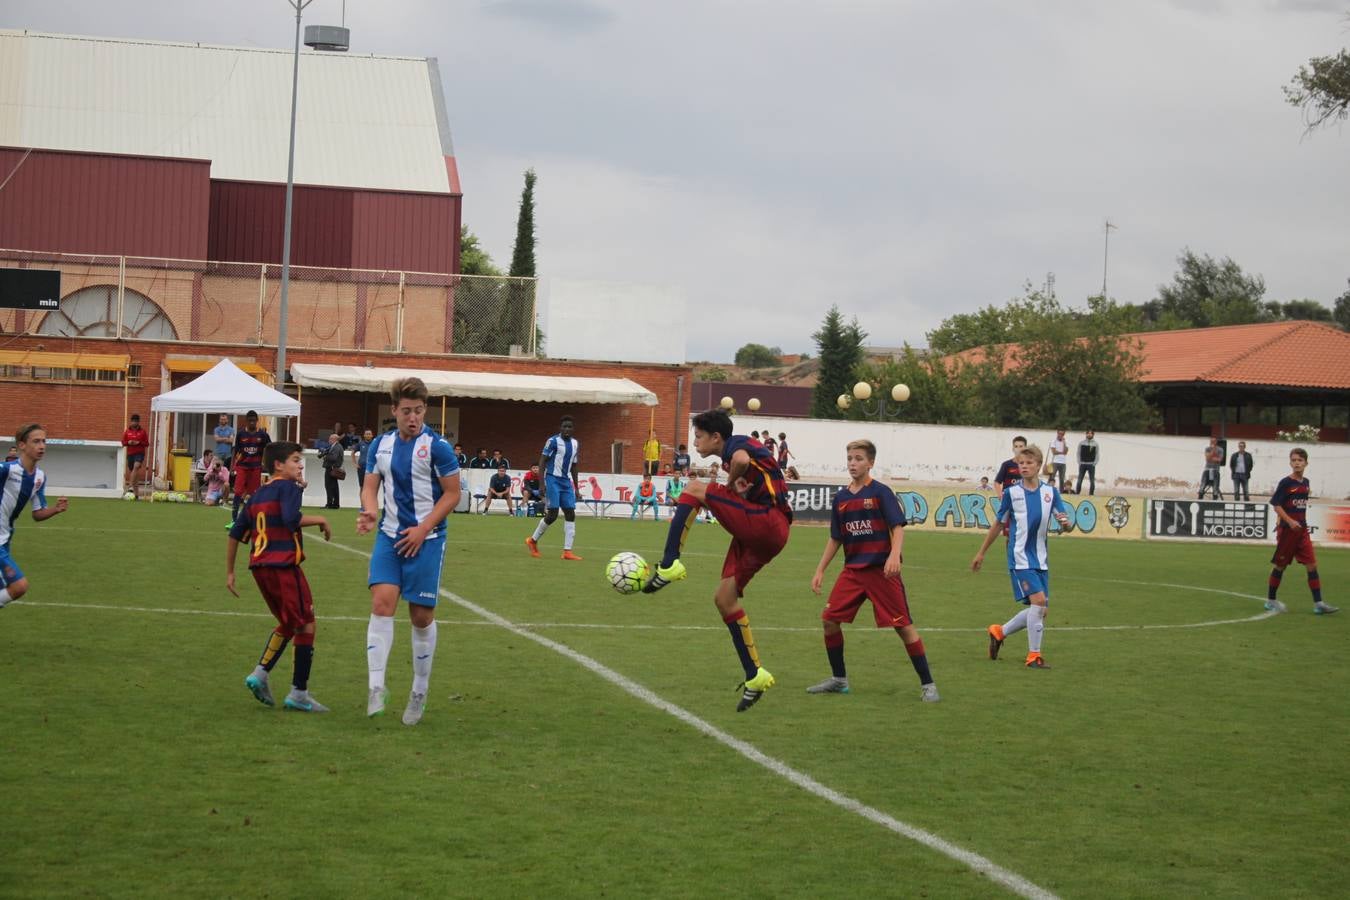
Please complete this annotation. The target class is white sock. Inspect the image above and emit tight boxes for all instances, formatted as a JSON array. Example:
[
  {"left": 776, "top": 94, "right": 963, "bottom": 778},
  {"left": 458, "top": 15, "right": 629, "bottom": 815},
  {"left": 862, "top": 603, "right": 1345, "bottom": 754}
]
[
  {"left": 0, "top": 589, "right": 11, "bottom": 608},
  {"left": 563, "top": 521, "right": 576, "bottom": 550},
  {"left": 532, "top": 519, "right": 551, "bottom": 541},
  {"left": 411, "top": 622, "right": 437, "bottom": 694},
  {"left": 367, "top": 614, "right": 395, "bottom": 691},
  {"left": 1002, "top": 608, "right": 1029, "bottom": 636},
  {"left": 1027, "top": 605, "right": 1046, "bottom": 653},
  {"left": 251, "top": 664, "right": 268, "bottom": 680}
]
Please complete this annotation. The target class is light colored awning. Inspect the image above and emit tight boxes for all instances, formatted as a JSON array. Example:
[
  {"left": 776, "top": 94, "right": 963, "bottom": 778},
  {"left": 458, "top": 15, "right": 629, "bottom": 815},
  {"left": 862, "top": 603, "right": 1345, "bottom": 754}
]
[
  {"left": 0, "top": 349, "right": 130, "bottom": 371},
  {"left": 164, "top": 357, "right": 272, "bottom": 382},
  {"left": 289, "top": 363, "right": 658, "bottom": 406}
]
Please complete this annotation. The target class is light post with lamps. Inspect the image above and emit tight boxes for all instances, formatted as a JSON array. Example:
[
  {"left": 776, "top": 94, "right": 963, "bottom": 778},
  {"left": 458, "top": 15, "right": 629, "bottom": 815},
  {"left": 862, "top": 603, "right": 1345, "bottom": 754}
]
[
  {"left": 837, "top": 381, "right": 910, "bottom": 421},
  {"left": 275, "top": 2, "right": 349, "bottom": 387}
]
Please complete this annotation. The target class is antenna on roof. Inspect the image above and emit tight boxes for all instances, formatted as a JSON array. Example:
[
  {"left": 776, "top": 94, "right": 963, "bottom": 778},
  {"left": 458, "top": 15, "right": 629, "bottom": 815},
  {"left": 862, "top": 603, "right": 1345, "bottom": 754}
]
[{"left": 1101, "top": 218, "right": 1118, "bottom": 299}]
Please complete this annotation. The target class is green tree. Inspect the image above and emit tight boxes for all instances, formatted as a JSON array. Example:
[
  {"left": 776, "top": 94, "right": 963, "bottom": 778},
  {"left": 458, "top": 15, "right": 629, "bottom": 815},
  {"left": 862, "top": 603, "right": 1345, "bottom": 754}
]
[
  {"left": 459, "top": 225, "right": 503, "bottom": 276},
  {"left": 1146, "top": 249, "right": 1267, "bottom": 329},
  {"left": 1334, "top": 281, "right": 1350, "bottom": 330},
  {"left": 810, "top": 305, "right": 866, "bottom": 418},
  {"left": 926, "top": 286, "right": 1141, "bottom": 355},
  {"left": 509, "top": 169, "right": 537, "bottom": 279},
  {"left": 696, "top": 366, "right": 729, "bottom": 382},
  {"left": 506, "top": 169, "right": 538, "bottom": 354},
  {"left": 845, "top": 347, "right": 994, "bottom": 426},
  {"left": 1275, "top": 299, "right": 1333, "bottom": 322},
  {"left": 734, "top": 343, "right": 781, "bottom": 368},
  {"left": 1284, "top": 36, "right": 1350, "bottom": 133}
]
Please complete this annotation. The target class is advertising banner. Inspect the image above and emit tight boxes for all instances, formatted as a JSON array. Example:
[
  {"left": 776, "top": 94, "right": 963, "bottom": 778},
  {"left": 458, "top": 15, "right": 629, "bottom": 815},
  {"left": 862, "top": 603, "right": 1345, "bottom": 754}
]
[
  {"left": 785, "top": 482, "right": 1144, "bottom": 540},
  {"left": 1147, "top": 499, "right": 1271, "bottom": 542},
  {"left": 1307, "top": 504, "right": 1350, "bottom": 548}
]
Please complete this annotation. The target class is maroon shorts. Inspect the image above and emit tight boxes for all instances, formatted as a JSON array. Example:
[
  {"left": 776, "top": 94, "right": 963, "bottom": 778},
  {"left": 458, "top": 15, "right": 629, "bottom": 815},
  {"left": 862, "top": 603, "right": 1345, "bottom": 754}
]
[
  {"left": 251, "top": 566, "right": 315, "bottom": 634},
  {"left": 702, "top": 483, "right": 790, "bottom": 595},
  {"left": 1272, "top": 526, "right": 1316, "bottom": 568},
  {"left": 823, "top": 566, "right": 913, "bottom": 628},
  {"left": 234, "top": 467, "right": 262, "bottom": 497}
]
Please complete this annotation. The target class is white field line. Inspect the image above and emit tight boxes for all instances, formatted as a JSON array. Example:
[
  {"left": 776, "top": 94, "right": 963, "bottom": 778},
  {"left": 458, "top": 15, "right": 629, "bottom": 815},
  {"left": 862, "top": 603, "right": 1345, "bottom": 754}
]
[{"left": 317, "top": 538, "right": 1059, "bottom": 900}]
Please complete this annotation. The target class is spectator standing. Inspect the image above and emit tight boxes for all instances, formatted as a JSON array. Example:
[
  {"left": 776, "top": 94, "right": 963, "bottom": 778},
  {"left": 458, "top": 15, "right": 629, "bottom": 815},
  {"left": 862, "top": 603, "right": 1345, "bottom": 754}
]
[
  {"left": 1076, "top": 429, "right": 1100, "bottom": 496},
  {"left": 762, "top": 434, "right": 777, "bottom": 459},
  {"left": 1229, "top": 440, "right": 1253, "bottom": 501},
  {"left": 643, "top": 430, "right": 661, "bottom": 476},
  {"left": 1047, "top": 428, "right": 1069, "bottom": 491},
  {"left": 1199, "top": 437, "right": 1224, "bottom": 500},
  {"left": 354, "top": 429, "right": 375, "bottom": 492},
  {"left": 321, "top": 431, "right": 346, "bottom": 509},
  {"left": 121, "top": 413, "right": 149, "bottom": 493},
  {"left": 672, "top": 444, "right": 692, "bottom": 475},
  {"left": 213, "top": 413, "right": 235, "bottom": 466},
  {"left": 776, "top": 432, "right": 792, "bottom": 472}
]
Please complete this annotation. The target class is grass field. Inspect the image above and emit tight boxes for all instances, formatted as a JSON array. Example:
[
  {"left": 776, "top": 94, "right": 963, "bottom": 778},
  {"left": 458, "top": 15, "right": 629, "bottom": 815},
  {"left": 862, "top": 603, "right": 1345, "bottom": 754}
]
[{"left": 2, "top": 500, "right": 1346, "bottom": 899}]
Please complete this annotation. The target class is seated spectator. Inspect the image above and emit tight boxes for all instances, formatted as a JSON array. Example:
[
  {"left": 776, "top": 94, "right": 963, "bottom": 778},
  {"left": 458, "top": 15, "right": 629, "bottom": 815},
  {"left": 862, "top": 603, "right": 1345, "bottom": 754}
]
[
  {"left": 202, "top": 459, "right": 231, "bottom": 506},
  {"left": 5, "top": 445, "right": 17, "bottom": 462},
  {"left": 521, "top": 465, "right": 544, "bottom": 516},
  {"left": 453, "top": 443, "right": 469, "bottom": 467},
  {"left": 666, "top": 473, "right": 685, "bottom": 508},
  {"left": 483, "top": 465, "right": 515, "bottom": 515},
  {"left": 489, "top": 448, "right": 511, "bottom": 470},
  {"left": 631, "top": 474, "right": 660, "bottom": 520},
  {"left": 469, "top": 448, "right": 492, "bottom": 469},
  {"left": 977, "top": 476, "right": 994, "bottom": 492}
]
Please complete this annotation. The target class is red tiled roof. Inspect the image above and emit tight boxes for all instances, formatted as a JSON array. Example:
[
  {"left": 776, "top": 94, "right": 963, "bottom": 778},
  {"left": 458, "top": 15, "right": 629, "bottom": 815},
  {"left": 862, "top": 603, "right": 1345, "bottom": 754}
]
[{"left": 947, "top": 322, "right": 1350, "bottom": 390}]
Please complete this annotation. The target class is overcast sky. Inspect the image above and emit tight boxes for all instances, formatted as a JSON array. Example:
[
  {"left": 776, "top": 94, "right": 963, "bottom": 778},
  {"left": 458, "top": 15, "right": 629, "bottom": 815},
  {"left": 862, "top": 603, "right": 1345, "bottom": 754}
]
[{"left": 5, "top": 1, "right": 1348, "bottom": 362}]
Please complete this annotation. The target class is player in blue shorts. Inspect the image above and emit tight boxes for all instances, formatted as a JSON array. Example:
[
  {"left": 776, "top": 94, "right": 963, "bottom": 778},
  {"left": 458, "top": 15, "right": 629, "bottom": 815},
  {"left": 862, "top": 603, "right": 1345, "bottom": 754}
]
[
  {"left": 525, "top": 415, "right": 583, "bottom": 561},
  {"left": 357, "top": 377, "right": 461, "bottom": 725},
  {"left": 0, "top": 424, "right": 69, "bottom": 610},
  {"left": 971, "top": 444, "right": 1070, "bottom": 669}
]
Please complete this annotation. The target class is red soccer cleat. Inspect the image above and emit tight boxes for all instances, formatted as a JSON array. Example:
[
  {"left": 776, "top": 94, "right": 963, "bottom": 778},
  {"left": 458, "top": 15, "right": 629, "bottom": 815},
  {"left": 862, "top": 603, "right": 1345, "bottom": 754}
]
[
  {"left": 561, "top": 550, "right": 583, "bottom": 561},
  {"left": 525, "top": 536, "right": 540, "bottom": 558}
]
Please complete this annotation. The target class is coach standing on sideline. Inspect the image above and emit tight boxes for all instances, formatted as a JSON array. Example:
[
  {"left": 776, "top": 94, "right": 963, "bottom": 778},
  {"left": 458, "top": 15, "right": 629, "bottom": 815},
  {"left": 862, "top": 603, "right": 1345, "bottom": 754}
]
[
  {"left": 1229, "top": 440, "right": 1253, "bottom": 501},
  {"left": 1075, "top": 429, "right": 1099, "bottom": 496}
]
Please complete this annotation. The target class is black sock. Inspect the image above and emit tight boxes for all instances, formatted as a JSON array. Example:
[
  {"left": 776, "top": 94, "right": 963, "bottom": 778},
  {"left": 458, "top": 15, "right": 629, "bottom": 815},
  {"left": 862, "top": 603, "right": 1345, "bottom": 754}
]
[{"left": 292, "top": 643, "right": 314, "bottom": 692}]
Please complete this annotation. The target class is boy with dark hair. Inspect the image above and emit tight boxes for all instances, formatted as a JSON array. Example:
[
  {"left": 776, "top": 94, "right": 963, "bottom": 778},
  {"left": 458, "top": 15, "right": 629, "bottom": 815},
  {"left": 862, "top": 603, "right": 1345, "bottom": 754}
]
[
  {"left": 809, "top": 439, "right": 938, "bottom": 701},
  {"left": 994, "top": 435, "right": 1027, "bottom": 490},
  {"left": 643, "top": 408, "right": 792, "bottom": 711},
  {"left": 226, "top": 441, "right": 332, "bottom": 712},
  {"left": 484, "top": 465, "right": 515, "bottom": 515},
  {"left": 526, "top": 415, "right": 583, "bottom": 560},
  {"left": 631, "top": 473, "right": 660, "bottom": 520},
  {"left": 359, "top": 376, "right": 462, "bottom": 725},
  {"left": 121, "top": 413, "right": 149, "bottom": 494},
  {"left": 971, "top": 444, "right": 1071, "bottom": 669},
  {"left": 1267, "top": 448, "right": 1337, "bottom": 615},
  {"left": 0, "top": 425, "right": 69, "bottom": 610},
  {"left": 232, "top": 411, "right": 271, "bottom": 523}
]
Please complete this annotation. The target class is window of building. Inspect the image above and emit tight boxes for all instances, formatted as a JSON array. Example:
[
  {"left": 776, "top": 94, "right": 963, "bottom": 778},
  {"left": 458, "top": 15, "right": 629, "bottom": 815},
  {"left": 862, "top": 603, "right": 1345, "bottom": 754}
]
[{"left": 37, "top": 286, "right": 177, "bottom": 341}]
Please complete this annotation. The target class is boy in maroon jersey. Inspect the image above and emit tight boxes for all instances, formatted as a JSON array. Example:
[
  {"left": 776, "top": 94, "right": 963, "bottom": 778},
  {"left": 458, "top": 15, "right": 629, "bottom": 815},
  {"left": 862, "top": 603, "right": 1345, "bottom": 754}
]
[
  {"left": 231, "top": 410, "right": 271, "bottom": 524},
  {"left": 808, "top": 439, "right": 938, "bottom": 701},
  {"left": 226, "top": 442, "right": 334, "bottom": 711},
  {"left": 643, "top": 409, "right": 792, "bottom": 711},
  {"left": 1266, "top": 448, "right": 1337, "bottom": 615},
  {"left": 120, "top": 413, "right": 149, "bottom": 494}
]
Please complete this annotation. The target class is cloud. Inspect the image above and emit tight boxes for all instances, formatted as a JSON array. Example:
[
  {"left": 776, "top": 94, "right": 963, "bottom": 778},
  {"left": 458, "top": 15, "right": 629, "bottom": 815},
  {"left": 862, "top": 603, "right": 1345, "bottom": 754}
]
[{"left": 478, "top": 0, "right": 616, "bottom": 32}]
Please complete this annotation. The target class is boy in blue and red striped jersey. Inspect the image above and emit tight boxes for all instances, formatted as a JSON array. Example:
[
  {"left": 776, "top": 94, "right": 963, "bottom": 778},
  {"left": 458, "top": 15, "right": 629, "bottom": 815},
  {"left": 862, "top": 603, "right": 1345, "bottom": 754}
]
[
  {"left": 1267, "top": 448, "right": 1337, "bottom": 615},
  {"left": 643, "top": 408, "right": 792, "bottom": 711},
  {"left": 230, "top": 410, "right": 271, "bottom": 525},
  {"left": 226, "top": 442, "right": 333, "bottom": 712},
  {"left": 808, "top": 439, "right": 938, "bottom": 702}
]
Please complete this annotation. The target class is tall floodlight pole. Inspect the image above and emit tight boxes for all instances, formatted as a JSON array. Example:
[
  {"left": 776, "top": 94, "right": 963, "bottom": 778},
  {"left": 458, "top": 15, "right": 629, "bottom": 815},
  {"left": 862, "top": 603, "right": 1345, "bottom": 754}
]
[
  {"left": 1101, "top": 218, "right": 1117, "bottom": 298},
  {"left": 276, "top": 1, "right": 348, "bottom": 387}
]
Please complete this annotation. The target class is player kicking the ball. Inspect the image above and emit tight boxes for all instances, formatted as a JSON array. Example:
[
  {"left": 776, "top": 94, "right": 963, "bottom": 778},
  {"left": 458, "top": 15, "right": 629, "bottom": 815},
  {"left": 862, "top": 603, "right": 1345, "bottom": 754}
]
[
  {"left": 643, "top": 409, "right": 792, "bottom": 711},
  {"left": 971, "top": 444, "right": 1071, "bottom": 669},
  {"left": 808, "top": 439, "right": 938, "bottom": 702}
]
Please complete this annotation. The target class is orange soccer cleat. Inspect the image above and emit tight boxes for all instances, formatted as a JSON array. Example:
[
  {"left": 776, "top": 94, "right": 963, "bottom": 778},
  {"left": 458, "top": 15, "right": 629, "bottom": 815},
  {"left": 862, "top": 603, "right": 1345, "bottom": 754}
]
[
  {"left": 1025, "top": 652, "right": 1051, "bottom": 669},
  {"left": 987, "top": 624, "right": 1005, "bottom": 661},
  {"left": 561, "top": 550, "right": 584, "bottom": 561},
  {"left": 525, "top": 536, "right": 540, "bottom": 558}
]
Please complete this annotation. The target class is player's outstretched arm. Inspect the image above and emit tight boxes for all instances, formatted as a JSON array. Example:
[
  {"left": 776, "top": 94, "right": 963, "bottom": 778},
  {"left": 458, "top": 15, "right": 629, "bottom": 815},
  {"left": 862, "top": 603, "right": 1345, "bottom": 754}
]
[
  {"left": 812, "top": 537, "right": 842, "bottom": 594},
  {"left": 225, "top": 537, "right": 241, "bottom": 597},
  {"left": 971, "top": 518, "right": 1003, "bottom": 571},
  {"left": 300, "top": 515, "right": 332, "bottom": 541},
  {"left": 32, "top": 497, "right": 68, "bottom": 521}
]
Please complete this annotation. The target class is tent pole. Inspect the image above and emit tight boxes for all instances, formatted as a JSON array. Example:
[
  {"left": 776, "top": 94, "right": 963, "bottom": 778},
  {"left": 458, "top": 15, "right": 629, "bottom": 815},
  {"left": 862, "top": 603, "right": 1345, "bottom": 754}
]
[
  {"left": 297, "top": 384, "right": 302, "bottom": 446},
  {"left": 441, "top": 395, "right": 446, "bottom": 435}
]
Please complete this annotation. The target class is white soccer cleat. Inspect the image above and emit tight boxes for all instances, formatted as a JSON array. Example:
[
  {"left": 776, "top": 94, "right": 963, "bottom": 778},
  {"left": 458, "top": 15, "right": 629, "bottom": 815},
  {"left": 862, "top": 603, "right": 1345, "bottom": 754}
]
[
  {"left": 367, "top": 687, "right": 389, "bottom": 718},
  {"left": 805, "top": 676, "right": 850, "bottom": 694},
  {"left": 921, "top": 683, "right": 941, "bottom": 703},
  {"left": 402, "top": 691, "right": 427, "bottom": 726}
]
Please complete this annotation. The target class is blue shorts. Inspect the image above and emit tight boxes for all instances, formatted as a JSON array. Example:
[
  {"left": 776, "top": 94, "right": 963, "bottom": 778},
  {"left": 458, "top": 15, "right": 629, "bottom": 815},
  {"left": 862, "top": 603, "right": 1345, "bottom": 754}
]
[
  {"left": 0, "top": 545, "right": 24, "bottom": 587},
  {"left": 1010, "top": 569, "right": 1050, "bottom": 605},
  {"left": 545, "top": 476, "right": 576, "bottom": 510},
  {"left": 369, "top": 530, "right": 447, "bottom": 607}
]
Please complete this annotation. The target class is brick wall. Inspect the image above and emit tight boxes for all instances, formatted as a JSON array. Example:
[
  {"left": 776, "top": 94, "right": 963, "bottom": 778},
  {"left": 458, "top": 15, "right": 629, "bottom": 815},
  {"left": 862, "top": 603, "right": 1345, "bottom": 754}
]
[{"left": 0, "top": 335, "right": 692, "bottom": 474}]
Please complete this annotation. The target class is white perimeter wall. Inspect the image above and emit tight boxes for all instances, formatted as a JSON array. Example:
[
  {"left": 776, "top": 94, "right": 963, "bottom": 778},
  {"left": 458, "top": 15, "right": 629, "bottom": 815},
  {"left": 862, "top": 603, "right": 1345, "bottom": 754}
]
[
  {"left": 543, "top": 278, "right": 686, "bottom": 364},
  {"left": 697, "top": 416, "right": 1350, "bottom": 500}
]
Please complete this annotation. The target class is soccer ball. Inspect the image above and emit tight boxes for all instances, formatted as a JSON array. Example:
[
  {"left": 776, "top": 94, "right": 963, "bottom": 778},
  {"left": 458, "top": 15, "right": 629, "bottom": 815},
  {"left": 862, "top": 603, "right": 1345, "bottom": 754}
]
[
  {"left": 606, "top": 551, "right": 651, "bottom": 595},
  {"left": 122, "top": 491, "right": 135, "bottom": 501}
]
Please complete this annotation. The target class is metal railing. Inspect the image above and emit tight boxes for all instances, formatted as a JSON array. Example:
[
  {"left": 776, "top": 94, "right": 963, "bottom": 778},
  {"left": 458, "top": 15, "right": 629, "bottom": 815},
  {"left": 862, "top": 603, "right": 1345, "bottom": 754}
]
[{"left": 0, "top": 248, "right": 538, "bottom": 357}]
